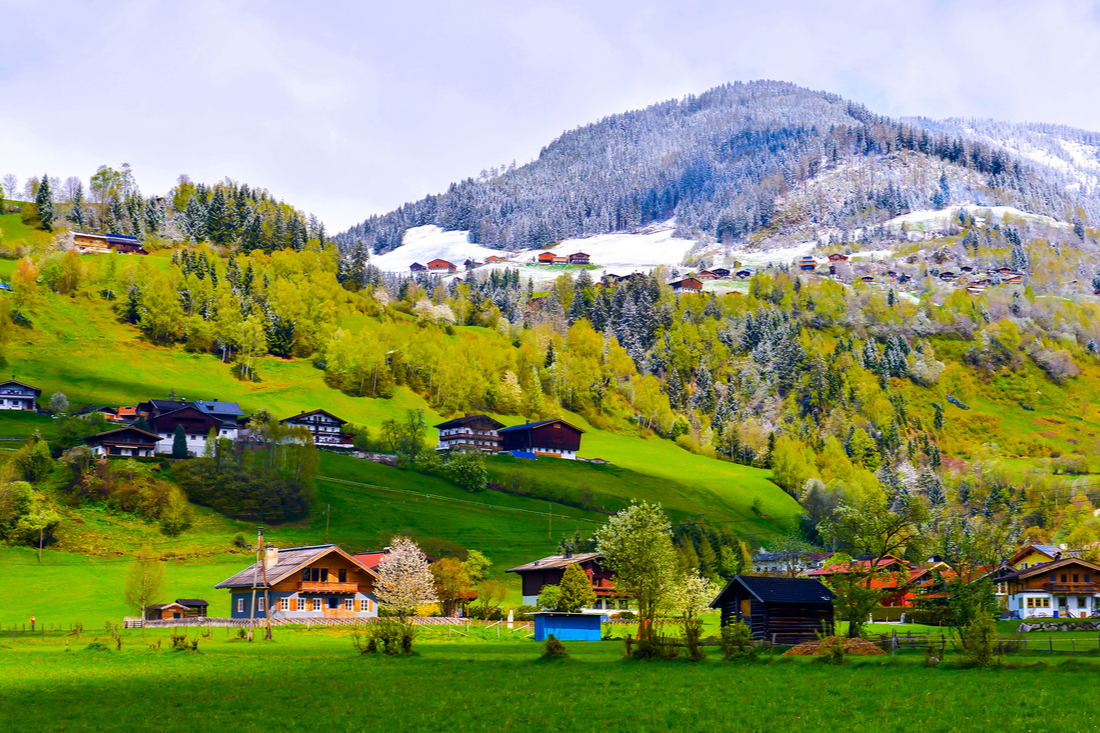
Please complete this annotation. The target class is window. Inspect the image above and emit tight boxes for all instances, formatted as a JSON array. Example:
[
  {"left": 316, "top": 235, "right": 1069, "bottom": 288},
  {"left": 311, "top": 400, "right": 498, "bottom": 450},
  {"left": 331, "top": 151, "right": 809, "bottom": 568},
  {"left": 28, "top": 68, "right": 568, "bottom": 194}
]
[
  {"left": 1078, "top": 597, "right": 1088, "bottom": 609},
  {"left": 1051, "top": 575, "right": 1057, "bottom": 583},
  {"left": 338, "top": 569, "right": 347, "bottom": 583},
  {"left": 1073, "top": 574, "right": 1080, "bottom": 583},
  {"left": 344, "top": 599, "right": 354, "bottom": 611},
  {"left": 256, "top": 597, "right": 265, "bottom": 612},
  {"left": 360, "top": 599, "right": 370, "bottom": 612},
  {"left": 298, "top": 597, "right": 308, "bottom": 611},
  {"left": 320, "top": 568, "right": 329, "bottom": 582},
  {"left": 1026, "top": 598, "right": 1035, "bottom": 609},
  {"left": 280, "top": 598, "right": 289, "bottom": 611},
  {"left": 312, "top": 598, "right": 322, "bottom": 612},
  {"left": 1061, "top": 574, "right": 1068, "bottom": 583},
  {"left": 1042, "top": 597, "right": 1051, "bottom": 608},
  {"left": 236, "top": 598, "right": 245, "bottom": 613}
]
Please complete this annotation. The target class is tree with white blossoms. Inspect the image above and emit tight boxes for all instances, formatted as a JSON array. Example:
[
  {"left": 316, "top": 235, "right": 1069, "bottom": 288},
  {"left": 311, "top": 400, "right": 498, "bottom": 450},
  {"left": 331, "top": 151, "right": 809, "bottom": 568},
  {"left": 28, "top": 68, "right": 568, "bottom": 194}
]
[
  {"left": 673, "top": 568, "right": 719, "bottom": 660},
  {"left": 594, "top": 501, "right": 677, "bottom": 643},
  {"left": 375, "top": 536, "right": 438, "bottom": 622},
  {"left": 47, "top": 392, "right": 69, "bottom": 415}
]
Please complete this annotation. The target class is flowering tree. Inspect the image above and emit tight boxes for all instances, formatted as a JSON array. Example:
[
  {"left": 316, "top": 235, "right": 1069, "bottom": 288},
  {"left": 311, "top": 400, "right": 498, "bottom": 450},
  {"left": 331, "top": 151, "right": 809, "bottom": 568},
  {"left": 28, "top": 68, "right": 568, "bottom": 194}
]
[
  {"left": 594, "top": 501, "right": 677, "bottom": 642},
  {"left": 375, "top": 536, "right": 438, "bottom": 621}
]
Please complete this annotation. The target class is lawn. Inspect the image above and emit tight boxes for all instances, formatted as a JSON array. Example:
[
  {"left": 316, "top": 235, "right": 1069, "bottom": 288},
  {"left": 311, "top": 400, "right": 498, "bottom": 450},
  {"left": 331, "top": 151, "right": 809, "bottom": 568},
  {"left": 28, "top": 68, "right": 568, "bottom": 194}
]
[{"left": 3, "top": 627, "right": 1100, "bottom": 732}]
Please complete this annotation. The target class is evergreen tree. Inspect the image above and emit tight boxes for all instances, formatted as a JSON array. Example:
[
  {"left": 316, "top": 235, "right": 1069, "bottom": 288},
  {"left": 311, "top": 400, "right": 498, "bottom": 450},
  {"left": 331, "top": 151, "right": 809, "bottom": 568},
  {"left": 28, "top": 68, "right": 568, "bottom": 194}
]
[
  {"left": 68, "top": 182, "right": 86, "bottom": 227},
  {"left": 172, "top": 425, "right": 188, "bottom": 458},
  {"left": 557, "top": 562, "right": 596, "bottom": 612},
  {"left": 35, "top": 173, "right": 53, "bottom": 230}
]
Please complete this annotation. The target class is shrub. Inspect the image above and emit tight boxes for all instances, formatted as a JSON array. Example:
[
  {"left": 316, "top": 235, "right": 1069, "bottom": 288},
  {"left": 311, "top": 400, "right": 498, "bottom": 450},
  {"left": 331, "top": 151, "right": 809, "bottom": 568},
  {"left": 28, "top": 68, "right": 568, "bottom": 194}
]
[
  {"left": 169, "top": 632, "right": 199, "bottom": 652},
  {"left": 959, "top": 607, "right": 998, "bottom": 668},
  {"left": 354, "top": 620, "right": 417, "bottom": 655},
  {"left": 542, "top": 634, "right": 568, "bottom": 659},
  {"left": 720, "top": 621, "right": 758, "bottom": 660}
]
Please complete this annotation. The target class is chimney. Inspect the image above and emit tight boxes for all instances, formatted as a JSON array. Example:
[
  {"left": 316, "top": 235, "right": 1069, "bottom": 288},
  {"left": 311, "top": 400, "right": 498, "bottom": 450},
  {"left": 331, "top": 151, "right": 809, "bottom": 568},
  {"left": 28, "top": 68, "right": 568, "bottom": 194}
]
[{"left": 264, "top": 545, "right": 279, "bottom": 570}]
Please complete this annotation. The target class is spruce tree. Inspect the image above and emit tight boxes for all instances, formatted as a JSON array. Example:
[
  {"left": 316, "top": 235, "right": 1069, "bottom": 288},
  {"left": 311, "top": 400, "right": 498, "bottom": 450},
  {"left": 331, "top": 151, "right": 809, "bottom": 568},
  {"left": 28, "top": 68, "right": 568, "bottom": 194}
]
[
  {"left": 172, "top": 425, "right": 188, "bottom": 458},
  {"left": 68, "top": 183, "right": 85, "bottom": 227},
  {"left": 557, "top": 562, "right": 596, "bottom": 612},
  {"left": 35, "top": 173, "right": 54, "bottom": 230}
]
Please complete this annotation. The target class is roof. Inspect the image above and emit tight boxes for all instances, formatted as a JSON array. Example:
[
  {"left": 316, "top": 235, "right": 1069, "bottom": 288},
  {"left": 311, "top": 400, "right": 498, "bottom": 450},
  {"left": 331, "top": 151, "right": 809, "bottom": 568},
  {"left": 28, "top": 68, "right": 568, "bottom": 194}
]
[
  {"left": 995, "top": 557, "right": 1100, "bottom": 582},
  {"left": 82, "top": 426, "right": 161, "bottom": 444},
  {"left": 281, "top": 409, "right": 348, "bottom": 426},
  {"left": 174, "top": 598, "right": 209, "bottom": 607},
  {"left": 808, "top": 554, "right": 908, "bottom": 576},
  {"left": 0, "top": 380, "right": 42, "bottom": 395},
  {"left": 506, "top": 552, "right": 601, "bottom": 574},
  {"left": 507, "top": 450, "right": 538, "bottom": 460},
  {"left": 74, "top": 405, "right": 117, "bottom": 416},
  {"left": 498, "top": 419, "right": 585, "bottom": 434},
  {"left": 193, "top": 400, "right": 245, "bottom": 418},
  {"left": 145, "top": 399, "right": 193, "bottom": 412},
  {"left": 1008, "top": 544, "right": 1065, "bottom": 565},
  {"left": 215, "top": 545, "right": 379, "bottom": 589},
  {"left": 433, "top": 414, "right": 506, "bottom": 430},
  {"left": 710, "top": 575, "right": 835, "bottom": 608}
]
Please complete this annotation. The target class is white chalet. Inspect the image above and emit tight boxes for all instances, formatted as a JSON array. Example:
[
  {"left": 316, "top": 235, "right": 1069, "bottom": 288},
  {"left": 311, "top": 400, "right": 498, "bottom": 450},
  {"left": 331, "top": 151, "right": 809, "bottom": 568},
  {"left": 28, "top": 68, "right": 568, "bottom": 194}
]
[
  {"left": 0, "top": 380, "right": 41, "bottom": 411},
  {"left": 280, "top": 410, "right": 353, "bottom": 448}
]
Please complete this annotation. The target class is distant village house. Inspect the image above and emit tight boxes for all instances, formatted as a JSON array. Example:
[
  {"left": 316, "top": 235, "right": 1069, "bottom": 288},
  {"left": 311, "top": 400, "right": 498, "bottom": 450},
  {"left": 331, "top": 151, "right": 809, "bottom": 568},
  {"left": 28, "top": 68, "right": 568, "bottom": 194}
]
[
  {"left": 0, "top": 380, "right": 41, "bottom": 411},
  {"left": 434, "top": 414, "right": 504, "bottom": 454},
  {"left": 499, "top": 418, "right": 584, "bottom": 459}
]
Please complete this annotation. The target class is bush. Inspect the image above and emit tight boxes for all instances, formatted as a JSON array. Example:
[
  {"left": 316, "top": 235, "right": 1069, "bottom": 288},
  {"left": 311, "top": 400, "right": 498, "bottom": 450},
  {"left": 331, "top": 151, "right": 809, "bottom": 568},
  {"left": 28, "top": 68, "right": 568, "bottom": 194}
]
[
  {"left": 512, "top": 605, "right": 538, "bottom": 622},
  {"left": 169, "top": 632, "right": 199, "bottom": 652},
  {"left": 353, "top": 620, "right": 417, "bottom": 655},
  {"left": 959, "top": 607, "right": 998, "bottom": 668},
  {"left": 541, "top": 634, "right": 568, "bottom": 659},
  {"left": 720, "top": 621, "right": 758, "bottom": 660}
]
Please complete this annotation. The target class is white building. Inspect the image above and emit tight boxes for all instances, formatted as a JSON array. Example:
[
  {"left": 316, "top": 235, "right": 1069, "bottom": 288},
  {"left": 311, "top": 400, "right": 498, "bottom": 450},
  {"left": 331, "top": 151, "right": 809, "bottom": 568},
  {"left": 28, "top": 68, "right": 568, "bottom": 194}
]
[{"left": 0, "top": 380, "right": 41, "bottom": 411}]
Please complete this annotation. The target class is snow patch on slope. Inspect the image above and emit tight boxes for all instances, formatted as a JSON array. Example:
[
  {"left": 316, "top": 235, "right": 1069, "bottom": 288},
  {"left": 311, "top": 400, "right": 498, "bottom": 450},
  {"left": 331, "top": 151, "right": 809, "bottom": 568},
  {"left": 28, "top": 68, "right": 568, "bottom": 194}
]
[
  {"left": 513, "top": 221, "right": 697, "bottom": 271},
  {"left": 370, "top": 226, "right": 503, "bottom": 272}
]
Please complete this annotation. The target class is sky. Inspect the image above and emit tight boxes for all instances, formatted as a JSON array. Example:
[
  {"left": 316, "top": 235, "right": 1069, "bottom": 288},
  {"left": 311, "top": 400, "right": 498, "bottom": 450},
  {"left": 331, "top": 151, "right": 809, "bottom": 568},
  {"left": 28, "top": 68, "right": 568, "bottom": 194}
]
[{"left": 2, "top": 0, "right": 1099, "bottom": 232}]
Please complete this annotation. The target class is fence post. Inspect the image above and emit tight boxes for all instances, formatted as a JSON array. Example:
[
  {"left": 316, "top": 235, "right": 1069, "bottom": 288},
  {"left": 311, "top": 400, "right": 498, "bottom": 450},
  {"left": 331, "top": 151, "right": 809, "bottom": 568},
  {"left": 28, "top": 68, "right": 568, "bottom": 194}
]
[
  {"left": 1050, "top": 637, "right": 1053, "bottom": 653},
  {"left": 1072, "top": 638, "right": 1075, "bottom": 654},
  {"left": 771, "top": 634, "right": 776, "bottom": 661}
]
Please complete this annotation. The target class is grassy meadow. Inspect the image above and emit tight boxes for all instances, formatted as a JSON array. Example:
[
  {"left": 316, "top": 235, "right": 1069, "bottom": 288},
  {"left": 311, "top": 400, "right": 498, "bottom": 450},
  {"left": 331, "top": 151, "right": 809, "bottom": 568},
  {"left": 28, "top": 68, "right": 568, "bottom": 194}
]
[{"left": 4, "top": 625, "right": 1100, "bottom": 732}]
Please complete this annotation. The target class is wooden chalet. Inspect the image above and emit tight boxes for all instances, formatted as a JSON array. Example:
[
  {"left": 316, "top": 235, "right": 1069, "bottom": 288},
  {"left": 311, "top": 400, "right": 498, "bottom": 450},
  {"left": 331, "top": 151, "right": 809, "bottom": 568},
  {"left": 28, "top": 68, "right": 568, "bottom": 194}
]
[
  {"left": 551, "top": 256, "right": 568, "bottom": 265},
  {"left": 568, "top": 252, "right": 590, "bottom": 265},
  {"left": 1008, "top": 544, "right": 1068, "bottom": 570},
  {"left": 0, "top": 380, "right": 41, "bottom": 411},
  {"left": 499, "top": 418, "right": 584, "bottom": 459},
  {"left": 710, "top": 267, "right": 731, "bottom": 278},
  {"left": 1003, "top": 274, "right": 1023, "bottom": 285},
  {"left": 427, "top": 258, "right": 457, "bottom": 273},
  {"left": 735, "top": 269, "right": 753, "bottom": 278},
  {"left": 72, "top": 231, "right": 148, "bottom": 255},
  {"left": 507, "top": 552, "right": 627, "bottom": 611},
  {"left": 827, "top": 253, "right": 849, "bottom": 262},
  {"left": 73, "top": 405, "right": 118, "bottom": 419},
  {"left": 216, "top": 544, "right": 380, "bottom": 619},
  {"left": 808, "top": 554, "right": 916, "bottom": 606},
  {"left": 998, "top": 557, "right": 1100, "bottom": 619},
  {"left": 995, "top": 267, "right": 1014, "bottom": 275},
  {"left": 144, "top": 599, "right": 208, "bottom": 621},
  {"left": 82, "top": 426, "right": 160, "bottom": 457},
  {"left": 537, "top": 252, "right": 557, "bottom": 264},
  {"left": 939, "top": 271, "right": 958, "bottom": 281},
  {"left": 281, "top": 409, "right": 353, "bottom": 448},
  {"left": 695, "top": 270, "right": 719, "bottom": 281},
  {"left": 485, "top": 255, "right": 507, "bottom": 263},
  {"left": 798, "top": 255, "right": 818, "bottom": 271},
  {"left": 434, "top": 414, "right": 505, "bottom": 454},
  {"left": 149, "top": 406, "right": 226, "bottom": 456},
  {"left": 960, "top": 265, "right": 974, "bottom": 272},
  {"left": 710, "top": 576, "right": 835, "bottom": 643},
  {"left": 860, "top": 275, "right": 875, "bottom": 283},
  {"left": 669, "top": 277, "right": 703, "bottom": 293},
  {"left": 409, "top": 262, "right": 427, "bottom": 272}
]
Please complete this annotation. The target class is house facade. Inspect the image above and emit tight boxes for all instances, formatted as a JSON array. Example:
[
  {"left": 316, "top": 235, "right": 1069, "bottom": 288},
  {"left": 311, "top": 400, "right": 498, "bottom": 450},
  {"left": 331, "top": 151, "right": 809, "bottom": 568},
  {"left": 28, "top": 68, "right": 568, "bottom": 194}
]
[
  {"left": 1008, "top": 544, "right": 1067, "bottom": 570},
  {"left": 280, "top": 410, "right": 353, "bottom": 448},
  {"left": 216, "top": 544, "right": 381, "bottom": 620},
  {"left": 82, "top": 426, "right": 160, "bottom": 457},
  {"left": 426, "top": 259, "right": 457, "bottom": 273},
  {"left": 149, "top": 406, "right": 224, "bottom": 456},
  {"left": 752, "top": 551, "right": 833, "bottom": 576},
  {"left": 434, "top": 414, "right": 504, "bottom": 454},
  {"left": 999, "top": 558, "right": 1100, "bottom": 618},
  {"left": 710, "top": 575, "right": 836, "bottom": 643},
  {"left": 507, "top": 553, "right": 628, "bottom": 611},
  {"left": 144, "top": 599, "right": 208, "bottom": 621},
  {"left": 499, "top": 418, "right": 584, "bottom": 459},
  {"left": 0, "top": 380, "right": 40, "bottom": 411},
  {"left": 568, "top": 252, "right": 590, "bottom": 265},
  {"left": 669, "top": 277, "right": 703, "bottom": 293},
  {"left": 72, "top": 232, "right": 148, "bottom": 254}
]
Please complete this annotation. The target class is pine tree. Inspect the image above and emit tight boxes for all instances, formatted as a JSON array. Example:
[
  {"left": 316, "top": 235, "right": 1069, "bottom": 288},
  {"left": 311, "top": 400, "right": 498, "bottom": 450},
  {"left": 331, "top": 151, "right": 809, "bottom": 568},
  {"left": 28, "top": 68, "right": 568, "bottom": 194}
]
[
  {"left": 557, "top": 562, "right": 596, "bottom": 612},
  {"left": 35, "top": 173, "right": 54, "bottom": 230},
  {"left": 68, "top": 183, "right": 85, "bottom": 227},
  {"left": 172, "top": 425, "right": 188, "bottom": 458}
]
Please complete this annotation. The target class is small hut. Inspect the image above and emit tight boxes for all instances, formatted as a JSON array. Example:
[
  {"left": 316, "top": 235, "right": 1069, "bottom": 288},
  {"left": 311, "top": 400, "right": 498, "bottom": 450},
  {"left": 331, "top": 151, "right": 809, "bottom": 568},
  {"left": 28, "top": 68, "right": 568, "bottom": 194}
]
[
  {"left": 532, "top": 611, "right": 602, "bottom": 641},
  {"left": 709, "top": 575, "right": 834, "bottom": 644}
]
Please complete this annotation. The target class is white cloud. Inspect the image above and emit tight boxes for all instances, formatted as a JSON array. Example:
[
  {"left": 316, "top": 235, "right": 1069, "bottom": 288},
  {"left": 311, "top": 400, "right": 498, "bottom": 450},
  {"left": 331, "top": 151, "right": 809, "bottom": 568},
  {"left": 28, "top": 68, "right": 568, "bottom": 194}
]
[{"left": 0, "top": 0, "right": 1098, "bottom": 231}]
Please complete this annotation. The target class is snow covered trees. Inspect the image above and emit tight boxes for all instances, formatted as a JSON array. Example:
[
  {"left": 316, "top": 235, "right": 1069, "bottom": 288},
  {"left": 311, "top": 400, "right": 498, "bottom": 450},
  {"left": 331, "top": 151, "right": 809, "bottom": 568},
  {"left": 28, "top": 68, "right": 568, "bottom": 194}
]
[{"left": 34, "top": 172, "right": 53, "bottom": 230}]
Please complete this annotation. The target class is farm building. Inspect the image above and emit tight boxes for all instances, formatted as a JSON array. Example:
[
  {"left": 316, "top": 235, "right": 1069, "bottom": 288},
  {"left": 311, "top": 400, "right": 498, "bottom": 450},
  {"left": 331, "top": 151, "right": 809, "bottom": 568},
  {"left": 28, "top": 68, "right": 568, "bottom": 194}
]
[
  {"left": 72, "top": 231, "right": 148, "bottom": 254},
  {"left": 427, "top": 259, "right": 457, "bottom": 273},
  {"left": 82, "top": 426, "right": 160, "bottom": 457},
  {"left": 409, "top": 262, "right": 427, "bottom": 272},
  {"left": 551, "top": 256, "right": 568, "bottom": 265},
  {"left": 532, "top": 612, "right": 602, "bottom": 641},
  {"left": 280, "top": 409, "right": 353, "bottom": 448},
  {"left": 695, "top": 270, "right": 719, "bottom": 281},
  {"left": 507, "top": 552, "right": 627, "bottom": 610},
  {"left": 0, "top": 380, "right": 41, "bottom": 411},
  {"left": 498, "top": 418, "right": 584, "bottom": 459},
  {"left": 568, "top": 252, "right": 590, "bottom": 265},
  {"left": 669, "top": 277, "right": 703, "bottom": 293},
  {"left": 537, "top": 252, "right": 557, "bottom": 263},
  {"left": 434, "top": 414, "right": 505, "bottom": 454},
  {"left": 827, "top": 253, "right": 849, "bottom": 262},
  {"left": 710, "top": 267, "right": 731, "bottom": 278},
  {"left": 144, "top": 599, "right": 209, "bottom": 621},
  {"left": 216, "top": 543, "right": 380, "bottom": 620},
  {"left": 710, "top": 575, "right": 835, "bottom": 643}
]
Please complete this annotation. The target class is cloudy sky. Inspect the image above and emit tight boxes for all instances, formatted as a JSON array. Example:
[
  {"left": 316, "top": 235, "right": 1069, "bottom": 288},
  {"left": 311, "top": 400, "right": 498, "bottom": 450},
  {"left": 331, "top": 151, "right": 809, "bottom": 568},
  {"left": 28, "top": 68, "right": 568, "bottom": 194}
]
[{"left": 2, "top": 0, "right": 1099, "bottom": 232}]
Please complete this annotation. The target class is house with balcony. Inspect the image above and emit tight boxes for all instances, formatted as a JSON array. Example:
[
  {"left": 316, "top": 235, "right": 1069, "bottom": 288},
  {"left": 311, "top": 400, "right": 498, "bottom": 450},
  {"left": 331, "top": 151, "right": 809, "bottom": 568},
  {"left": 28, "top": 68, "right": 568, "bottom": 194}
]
[
  {"left": 434, "top": 414, "right": 505, "bottom": 454},
  {"left": 280, "top": 409, "right": 353, "bottom": 448},
  {"left": 0, "top": 380, "right": 41, "bottom": 411},
  {"left": 82, "top": 426, "right": 160, "bottom": 457},
  {"left": 998, "top": 557, "right": 1100, "bottom": 619},
  {"left": 507, "top": 552, "right": 630, "bottom": 612},
  {"left": 216, "top": 544, "right": 381, "bottom": 620}
]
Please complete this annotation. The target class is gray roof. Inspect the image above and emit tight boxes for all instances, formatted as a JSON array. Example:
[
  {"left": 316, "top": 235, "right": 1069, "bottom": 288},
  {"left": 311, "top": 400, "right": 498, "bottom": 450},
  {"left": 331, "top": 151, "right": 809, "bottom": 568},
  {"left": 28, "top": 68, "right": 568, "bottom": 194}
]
[
  {"left": 194, "top": 400, "right": 245, "bottom": 418},
  {"left": 506, "top": 552, "right": 601, "bottom": 574},
  {"left": 215, "top": 545, "right": 377, "bottom": 589}
]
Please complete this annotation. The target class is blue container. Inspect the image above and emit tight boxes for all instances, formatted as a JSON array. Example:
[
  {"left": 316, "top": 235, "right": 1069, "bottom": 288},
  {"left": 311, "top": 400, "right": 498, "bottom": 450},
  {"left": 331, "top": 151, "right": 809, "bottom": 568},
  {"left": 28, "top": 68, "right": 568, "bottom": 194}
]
[{"left": 533, "top": 612, "right": 602, "bottom": 641}]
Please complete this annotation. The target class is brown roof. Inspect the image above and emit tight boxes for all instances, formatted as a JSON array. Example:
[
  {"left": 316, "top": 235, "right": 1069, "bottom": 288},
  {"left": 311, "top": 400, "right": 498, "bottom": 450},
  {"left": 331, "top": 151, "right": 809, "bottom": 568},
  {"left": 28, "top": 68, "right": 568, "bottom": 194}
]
[
  {"left": 215, "top": 545, "right": 379, "bottom": 589},
  {"left": 997, "top": 557, "right": 1100, "bottom": 582}
]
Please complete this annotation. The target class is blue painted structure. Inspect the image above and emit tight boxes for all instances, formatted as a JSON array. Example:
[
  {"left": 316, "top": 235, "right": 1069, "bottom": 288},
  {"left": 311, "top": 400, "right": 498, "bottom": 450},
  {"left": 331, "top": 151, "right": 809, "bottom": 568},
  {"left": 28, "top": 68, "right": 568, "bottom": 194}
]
[{"left": 533, "top": 612, "right": 602, "bottom": 641}]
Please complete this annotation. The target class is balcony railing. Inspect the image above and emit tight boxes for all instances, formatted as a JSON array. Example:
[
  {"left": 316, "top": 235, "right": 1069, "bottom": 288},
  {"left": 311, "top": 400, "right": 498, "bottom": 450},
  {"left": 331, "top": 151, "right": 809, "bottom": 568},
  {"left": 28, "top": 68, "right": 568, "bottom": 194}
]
[
  {"left": 299, "top": 581, "right": 358, "bottom": 593},
  {"left": 1042, "top": 583, "right": 1100, "bottom": 593}
]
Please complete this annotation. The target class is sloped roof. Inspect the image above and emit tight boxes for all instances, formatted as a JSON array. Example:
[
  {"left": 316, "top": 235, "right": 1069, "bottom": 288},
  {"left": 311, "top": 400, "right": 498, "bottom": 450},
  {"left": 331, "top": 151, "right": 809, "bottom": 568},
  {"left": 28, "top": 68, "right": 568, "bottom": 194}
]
[
  {"left": 506, "top": 552, "right": 601, "bottom": 574},
  {"left": 0, "top": 380, "right": 42, "bottom": 395},
  {"left": 214, "top": 545, "right": 379, "bottom": 589},
  {"left": 498, "top": 419, "right": 585, "bottom": 434},
  {"left": 281, "top": 409, "right": 348, "bottom": 426},
  {"left": 174, "top": 599, "right": 209, "bottom": 607},
  {"left": 433, "top": 414, "right": 506, "bottom": 430},
  {"left": 995, "top": 557, "right": 1100, "bottom": 582},
  {"left": 82, "top": 426, "right": 161, "bottom": 444},
  {"left": 193, "top": 400, "right": 245, "bottom": 418},
  {"left": 711, "top": 575, "right": 835, "bottom": 608}
]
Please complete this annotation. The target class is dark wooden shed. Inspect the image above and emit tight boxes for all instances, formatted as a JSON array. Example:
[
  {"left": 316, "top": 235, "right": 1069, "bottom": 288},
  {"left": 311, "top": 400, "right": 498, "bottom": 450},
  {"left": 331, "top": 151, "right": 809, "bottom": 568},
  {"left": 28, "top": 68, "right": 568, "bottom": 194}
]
[{"left": 710, "top": 575, "right": 835, "bottom": 643}]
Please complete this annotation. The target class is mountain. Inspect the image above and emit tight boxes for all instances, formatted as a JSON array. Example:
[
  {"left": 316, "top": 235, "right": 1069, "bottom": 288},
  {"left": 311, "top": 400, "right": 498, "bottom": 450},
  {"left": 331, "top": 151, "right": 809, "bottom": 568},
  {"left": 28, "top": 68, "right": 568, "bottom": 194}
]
[{"left": 335, "top": 80, "right": 1100, "bottom": 257}]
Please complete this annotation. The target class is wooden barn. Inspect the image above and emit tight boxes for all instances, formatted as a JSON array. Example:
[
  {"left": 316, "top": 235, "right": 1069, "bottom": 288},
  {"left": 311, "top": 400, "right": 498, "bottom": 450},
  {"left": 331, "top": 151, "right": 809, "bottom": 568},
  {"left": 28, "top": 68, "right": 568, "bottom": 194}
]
[
  {"left": 709, "top": 575, "right": 835, "bottom": 643},
  {"left": 498, "top": 418, "right": 584, "bottom": 459}
]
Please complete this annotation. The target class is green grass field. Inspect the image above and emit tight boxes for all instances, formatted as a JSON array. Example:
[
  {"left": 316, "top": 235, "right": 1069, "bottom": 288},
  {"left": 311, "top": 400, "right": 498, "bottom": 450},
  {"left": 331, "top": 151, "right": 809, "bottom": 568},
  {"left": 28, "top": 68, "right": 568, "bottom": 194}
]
[{"left": 4, "top": 627, "right": 1100, "bottom": 732}]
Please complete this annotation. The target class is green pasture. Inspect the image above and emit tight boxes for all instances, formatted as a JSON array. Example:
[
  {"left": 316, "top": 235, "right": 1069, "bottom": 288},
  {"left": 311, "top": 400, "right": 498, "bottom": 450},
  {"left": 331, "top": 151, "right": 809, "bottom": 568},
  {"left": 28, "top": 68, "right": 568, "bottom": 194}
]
[{"left": 4, "top": 628, "right": 1100, "bottom": 732}]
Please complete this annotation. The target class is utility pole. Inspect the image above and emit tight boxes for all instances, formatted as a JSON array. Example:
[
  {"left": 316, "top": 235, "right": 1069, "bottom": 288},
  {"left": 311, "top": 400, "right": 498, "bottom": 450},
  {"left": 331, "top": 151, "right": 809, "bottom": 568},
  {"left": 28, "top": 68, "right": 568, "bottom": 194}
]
[
  {"left": 548, "top": 501, "right": 552, "bottom": 542},
  {"left": 325, "top": 504, "right": 331, "bottom": 543},
  {"left": 38, "top": 512, "right": 44, "bottom": 564},
  {"left": 260, "top": 540, "right": 273, "bottom": 641}
]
